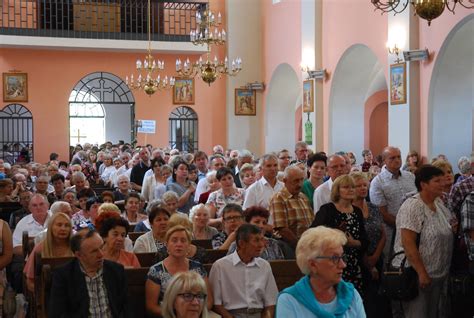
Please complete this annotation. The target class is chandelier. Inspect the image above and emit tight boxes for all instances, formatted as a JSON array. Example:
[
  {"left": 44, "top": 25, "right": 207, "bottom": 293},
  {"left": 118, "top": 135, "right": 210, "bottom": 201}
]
[
  {"left": 176, "top": 3, "right": 242, "bottom": 85},
  {"left": 371, "top": 0, "right": 474, "bottom": 25},
  {"left": 126, "top": 0, "right": 174, "bottom": 95}
]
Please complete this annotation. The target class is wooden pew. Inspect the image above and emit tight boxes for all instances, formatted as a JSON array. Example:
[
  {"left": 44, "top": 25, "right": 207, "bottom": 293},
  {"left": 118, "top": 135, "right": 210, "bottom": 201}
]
[
  {"left": 203, "top": 249, "right": 228, "bottom": 264},
  {"left": 128, "top": 231, "right": 146, "bottom": 244},
  {"left": 0, "top": 202, "right": 21, "bottom": 223},
  {"left": 135, "top": 252, "right": 158, "bottom": 267},
  {"left": 192, "top": 239, "right": 212, "bottom": 249}
]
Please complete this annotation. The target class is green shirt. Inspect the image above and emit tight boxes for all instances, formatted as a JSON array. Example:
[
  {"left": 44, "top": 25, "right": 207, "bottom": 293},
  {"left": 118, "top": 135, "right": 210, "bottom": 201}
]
[{"left": 301, "top": 179, "right": 315, "bottom": 208}]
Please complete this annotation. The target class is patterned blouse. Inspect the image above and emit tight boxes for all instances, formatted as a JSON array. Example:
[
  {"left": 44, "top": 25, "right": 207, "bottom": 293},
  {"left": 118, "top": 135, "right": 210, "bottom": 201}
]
[
  {"left": 207, "top": 188, "right": 246, "bottom": 218},
  {"left": 147, "top": 259, "right": 207, "bottom": 301},
  {"left": 363, "top": 202, "right": 383, "bottom": 255}
]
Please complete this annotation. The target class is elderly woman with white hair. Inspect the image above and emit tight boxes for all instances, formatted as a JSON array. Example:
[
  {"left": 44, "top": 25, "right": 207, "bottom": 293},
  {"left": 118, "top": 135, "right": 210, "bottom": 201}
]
[
  {"left": 189, "top": 204, "right": 218, "bottom": 240},
  {"left": 276, "top": 226, "right": 366, "bottom": 317},
  {"left": 455, "top": 155, "right": 472, "bottom": 184}
]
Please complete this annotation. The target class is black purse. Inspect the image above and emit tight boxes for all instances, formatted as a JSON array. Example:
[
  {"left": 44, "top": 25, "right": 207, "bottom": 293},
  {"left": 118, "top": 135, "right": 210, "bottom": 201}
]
[
  {"left": 380, "top": 251, "right": 419, "bottom": 301},
  {"left": 379, "top": 228, "right": 420, "bottom": 301}
]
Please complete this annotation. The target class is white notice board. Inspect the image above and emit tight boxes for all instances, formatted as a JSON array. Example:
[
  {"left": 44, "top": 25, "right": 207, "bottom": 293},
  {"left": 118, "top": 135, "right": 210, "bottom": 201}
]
[{"left": 137, "top": 120, "right": 156, "bottom": 134}]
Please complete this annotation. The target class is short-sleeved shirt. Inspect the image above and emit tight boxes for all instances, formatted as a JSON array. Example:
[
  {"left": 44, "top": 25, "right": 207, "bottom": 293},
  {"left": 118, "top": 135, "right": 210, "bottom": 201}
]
[
  {"left": 12, "top": 213, "right": 50, "bottom": 248},
  {"left": 393, "top": 194, "right": 453, "bottom": 278},
  {"left": 270, "top": 187, "right": 313, "bottom": 239},
  {"left": 147, "top": 259, "right": 207, "bottom": 301},
  {"left": 207, "top": 188, "right": 246, "bottom": 218},
  {"left": 242, "top": 177, "right": 284, "bottom": 211},
  {"left": 313, "top": 179, "right": 333, "bottom": 214}
]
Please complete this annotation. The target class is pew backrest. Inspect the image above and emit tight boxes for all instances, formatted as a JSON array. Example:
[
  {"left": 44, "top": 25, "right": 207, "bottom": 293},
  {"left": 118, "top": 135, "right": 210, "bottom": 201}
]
[
  {"left": 0, "top": 202, "right": 21, "bottom": 223},
  {"left": 192, "top": 239, "right": 212, "bottom": 249},
  {"left": 128, "top": 232, "right": 146, "bottom": 243}
]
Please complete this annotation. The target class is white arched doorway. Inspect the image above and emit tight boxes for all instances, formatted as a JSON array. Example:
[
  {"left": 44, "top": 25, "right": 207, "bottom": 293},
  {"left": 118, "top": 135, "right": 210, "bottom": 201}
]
[
  {"left": 429, "top": 15, "right": 474, "bottom": 167},
  {"left": 329, "top": 44, "right": 387, "bottom": 161},
  {"left": 265, "top": 63, "right": 300, "bottom": 153}
]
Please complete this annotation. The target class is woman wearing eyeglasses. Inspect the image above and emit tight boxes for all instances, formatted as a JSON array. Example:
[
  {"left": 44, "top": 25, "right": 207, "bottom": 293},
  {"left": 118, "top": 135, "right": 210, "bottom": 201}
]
[
  {"left": 162, "top": 271, "right": 209, "bottom": 318},
  {"left": 276, "top": 226, "right": 366, "bottom": 317},
  {"left": 311, "top": 175, "right": 368, "bottom": 294}
]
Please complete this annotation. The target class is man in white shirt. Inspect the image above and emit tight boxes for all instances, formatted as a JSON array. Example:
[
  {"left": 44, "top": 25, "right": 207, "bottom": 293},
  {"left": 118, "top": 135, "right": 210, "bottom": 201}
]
[
  {"left": 312, "top": 154, "right": 346, "bottom": 213},
  {"left": 209, "top": 224, "right": 278, "bottom": 318},
  {"left": 243, "top": 154, "right": 284, "bottom": 212}
]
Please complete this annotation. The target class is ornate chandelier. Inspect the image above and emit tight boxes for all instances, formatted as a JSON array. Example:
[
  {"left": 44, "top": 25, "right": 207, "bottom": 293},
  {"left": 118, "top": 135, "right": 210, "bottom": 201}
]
[
  {"left": 126, "top": 0, "right": 174, "bottom": 95},
  {"left": 176, "top": 3, "right": 242, "bottom": 85},
  {"left": 371, "top": 0, "right": 474, "bottom": 26}
]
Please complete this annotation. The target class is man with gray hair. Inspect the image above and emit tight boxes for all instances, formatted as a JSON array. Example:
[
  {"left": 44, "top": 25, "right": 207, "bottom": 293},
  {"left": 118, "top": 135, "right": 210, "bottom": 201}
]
[
  {"left": 233, "top": 149, "right": 254, "bottom": 188},
  {"left": 270, "top": 165, "right": 313, "bottom": 248},
  {"left": 243, "top": 154, "right": 284, "bottom": 212},
  {"left": 313, "top": 154, "right": 346, "bottom": 213}
]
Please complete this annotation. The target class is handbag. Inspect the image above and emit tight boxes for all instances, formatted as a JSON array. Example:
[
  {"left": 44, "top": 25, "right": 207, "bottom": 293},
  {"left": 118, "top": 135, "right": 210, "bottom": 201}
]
[
  {"left": 379, "top": 227, "right": 421, "bottom": 301},
  {"left": 380, "top": 251, "right": 419, "bottom": 301}
]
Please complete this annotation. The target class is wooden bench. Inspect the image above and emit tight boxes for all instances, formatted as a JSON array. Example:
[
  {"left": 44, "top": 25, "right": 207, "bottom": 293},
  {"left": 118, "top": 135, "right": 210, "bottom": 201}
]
[
  {"left": 0, "top": 202, "right": 21, "bottom": 223},
  {"left": 192, "top": 239, "right": 213, "bottom": 249},
  {"left": 135, "top": 252, "right": 158, "bottom": 267},
  {"left": 128, "top": 231, "right": 146, "bottom": 243}
]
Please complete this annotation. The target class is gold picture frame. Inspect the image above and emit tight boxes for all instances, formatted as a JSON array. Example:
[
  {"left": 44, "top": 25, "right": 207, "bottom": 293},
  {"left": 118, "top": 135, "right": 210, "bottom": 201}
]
[
  {"left": 3, "top": 72, "right": 28, "bottom": 102},
  {"left": 303, "top": 79, "right": 314, "bottom": 113},
  {"left": 234, "top": 88, "right": 256, "bottom": 116},
  {"left": 390, "top": 62, "right": 407, "bottom": 105},
  {"left": 173, "top": 77, "right": 195, "bottom": 104}
]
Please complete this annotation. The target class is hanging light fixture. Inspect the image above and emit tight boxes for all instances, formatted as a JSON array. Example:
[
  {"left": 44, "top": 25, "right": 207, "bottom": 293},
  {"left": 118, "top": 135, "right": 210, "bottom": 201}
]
[
  {"left": 126, "top": 0, "right": 174, "bottom": 95},
  {"left": 371, "top": 0, "right": 473, "bottom": 26},
  {"left": 176, "top": 2, "right": 242, "bottom": 85}
]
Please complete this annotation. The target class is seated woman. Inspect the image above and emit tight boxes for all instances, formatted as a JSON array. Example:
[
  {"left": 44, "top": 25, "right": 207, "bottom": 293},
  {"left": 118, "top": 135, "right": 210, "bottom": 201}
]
[
  {"left": 162, "top": 271, "right": 209, "bottom": 318},
  {"left": 145, "top": 225, "right": 213, "bottom": 317},
  {"left": 227, "top": 206, "right": 285, "bottom": 260},
  {"left": 122, "top": 192, "right": 147, "bottom": 227},
  {"left": 62, "top": 189, "right": 80, "bottom": 214},
  {"left": 156, "top": 214, "right": 206, "bottom": 263},
  {"left": 198, "top": 171, "right": 221, "bottom": 204},
  {"left": 94, "top": 203, "right": 133, "bottom": 252},
  {"left": 207, "top": 167, "right": 246, "bottom": 227},
  {"left": 239, "top": 163, "right": 257, "bottom": 190},
  {"left": 276, "top": 226, "right": 365, "bottom": 317},
  {"left": 162, "top": 191, "right": 185, "bottom": 216},
  {"left": 134, "top": 206, "right": 170, "bottom": 253},
  {"left": 24, "top": 212, "right": 74, "bottom": 292},
  {"left": 99, "top": 216, "right": 140, "bottom": 268},
  {"left": 113, "top": 175, "right": 132, "bottom": 205},
  {"left": 0, "top": 179, "right": 14, "bottom": 202},
  {"left": 166, "top": 160, "right": 196, "bottom": 214},
  {"left": 142, "top": 158, "right": 167, "bottom": 203},
  {"left": 189, "top": 204, "right": 218, "bottom": 240},
  {"left": 311, "top": 175, "right": 368, "bottom": 293},
  {"left": 100, "top": 190, "right": 114, "bottom": 204}
]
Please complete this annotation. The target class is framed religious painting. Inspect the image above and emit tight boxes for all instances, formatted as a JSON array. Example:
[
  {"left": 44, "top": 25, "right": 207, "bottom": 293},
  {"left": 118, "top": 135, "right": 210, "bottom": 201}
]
[
  {"left": 3, "top": 72, "right": 28, "bottom": 102},
  {"left": 390, "top": 62, "right": 406, "bottom": 105},
  {"left": 173, "top": 77, "right": 195, "bottom": 104},
  {"left": 234, "top": 88, "right": 256, "bottom": 116},
  {"left": 303, "top": 79, "right": 314, "bottom": 113}
]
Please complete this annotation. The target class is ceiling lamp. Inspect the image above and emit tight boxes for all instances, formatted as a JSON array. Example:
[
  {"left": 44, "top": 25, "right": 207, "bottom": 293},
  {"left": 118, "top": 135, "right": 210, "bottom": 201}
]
[
  {"left": 126, "top": 0, "right": 174, "bottom": 95},
  {"left": 371, "top": 0, "right": 474, "bottom": 26},
  {"left": 176, "top": 2, "right": 242, "bottom": 85}
]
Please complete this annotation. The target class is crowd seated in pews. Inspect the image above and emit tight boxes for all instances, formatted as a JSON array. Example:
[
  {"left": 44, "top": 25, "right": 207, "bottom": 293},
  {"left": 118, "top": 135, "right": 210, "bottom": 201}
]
[{"left": 0, "top": 143, "right": 473, "bottom": 317}]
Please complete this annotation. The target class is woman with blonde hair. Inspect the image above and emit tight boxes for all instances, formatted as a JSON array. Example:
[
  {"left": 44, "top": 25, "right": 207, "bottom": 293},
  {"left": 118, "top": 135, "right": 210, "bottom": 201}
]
[
  {"left": 311, "top": 175, "right": 367, "bottom": 293},
  {"left": 403, "top": 150, "right": 422, "bottom": 173},
  {"left": 24, "top": 212, "right": 74, "bottom": 292},
  {"left": 162, "top": 271, "right": 209, "bottom": 318},
  {"left": 431, "top": 159, "right": 455, "bottom": 205},
  {"left": 145, "top": 225, "right": 213, "bottom": 317},
  {"left": 276, "top": 226, "right": 365, "bottom": 317},
  {"left": 189, "top": 204, "right": 218, "bottom": 240}
]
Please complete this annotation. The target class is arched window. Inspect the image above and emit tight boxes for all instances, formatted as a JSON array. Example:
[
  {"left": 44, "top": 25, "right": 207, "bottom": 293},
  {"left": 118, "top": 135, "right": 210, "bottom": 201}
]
[
  {"left": 0, "top": 104, "right": 33, "bottom": 163},
  {"left": 69, "top": 72, "right": 135, "bottom": 146},
  {"left": 169, "top": 106, "right": 198, "bottom": 152}
]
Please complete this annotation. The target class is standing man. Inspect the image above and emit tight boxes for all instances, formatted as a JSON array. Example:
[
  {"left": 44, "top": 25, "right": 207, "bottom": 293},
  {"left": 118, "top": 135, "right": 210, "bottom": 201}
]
[
  {"left": 234, "top": 150, "right": 254, "bottom": 188},
  {"left": 49, "top": 229, "right": 130, "bottom": 317},
  {"left": 291, "top": 142, "right": 309, "bottom": 164},
  {"left": 270, "top": 166, "right": 313, "bottom": 248},
  {"left": 194, "top": 151, "right": 209, "bottom": 181},
  {"left": 210, "top": 224, "right": 278, "bottom": 318},
  {"left": 243, "top": 154, "right": 284, "bottom": 211},
  {"left": 194, "top": 155, "right": 226, "bottom": 202},
  {"left": 313, "top": 154, "right": 346, "bottom": 213},
  {"left": 130, "top": 147, "right": 151, "bottom": 191},
  {"left": 369, "top": 146, "right": 416, "bottom": 254}
]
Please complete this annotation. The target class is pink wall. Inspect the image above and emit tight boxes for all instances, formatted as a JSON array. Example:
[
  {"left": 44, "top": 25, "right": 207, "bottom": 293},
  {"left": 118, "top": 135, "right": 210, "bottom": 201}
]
[
  {"left": 322, "top": 0, "right": 388, "bottom": 152},
  {"left": 261, "top": 0, "right": 302, "bottom": 154},
  {"left": 295, "top": 105, "right": 302, "bottom": 142},
  {"left": 0, "top": 47, "right": 226, "bottom": 163},
  {"left": 364, "top": 90, "right": 388, "bottom": 152},
  {"left": 418, "top": 9, "right": 473, "bottom": 158}
]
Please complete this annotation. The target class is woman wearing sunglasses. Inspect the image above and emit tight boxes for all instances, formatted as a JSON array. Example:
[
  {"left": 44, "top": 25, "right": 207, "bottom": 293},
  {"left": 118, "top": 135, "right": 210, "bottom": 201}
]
[{"left": 276, "top": 226, "right": 366, "bottom": 317}]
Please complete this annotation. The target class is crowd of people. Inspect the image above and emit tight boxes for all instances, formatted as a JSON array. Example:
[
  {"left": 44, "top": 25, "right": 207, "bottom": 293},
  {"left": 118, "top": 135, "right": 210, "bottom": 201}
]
[{"left": 0, "top": 140, "right": 473, "bottom": 318}]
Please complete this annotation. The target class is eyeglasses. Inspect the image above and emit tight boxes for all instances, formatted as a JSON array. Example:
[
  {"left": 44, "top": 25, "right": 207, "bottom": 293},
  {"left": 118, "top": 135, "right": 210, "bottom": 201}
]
[
  {"left": 178, "top": 293, "right": 207, "bottom": 303},
  {"left": 223, "top": 215, "right": 243, "bottom": 222},
  {"left": 314, "top": 254, "right": 347, "bottom": 265}
]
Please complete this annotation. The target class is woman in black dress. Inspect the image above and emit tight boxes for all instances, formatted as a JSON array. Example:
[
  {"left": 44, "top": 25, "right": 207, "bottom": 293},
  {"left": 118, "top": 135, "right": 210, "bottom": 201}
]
[{"left": 311, "top": 174, "right": 367, "bottom": 293}]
